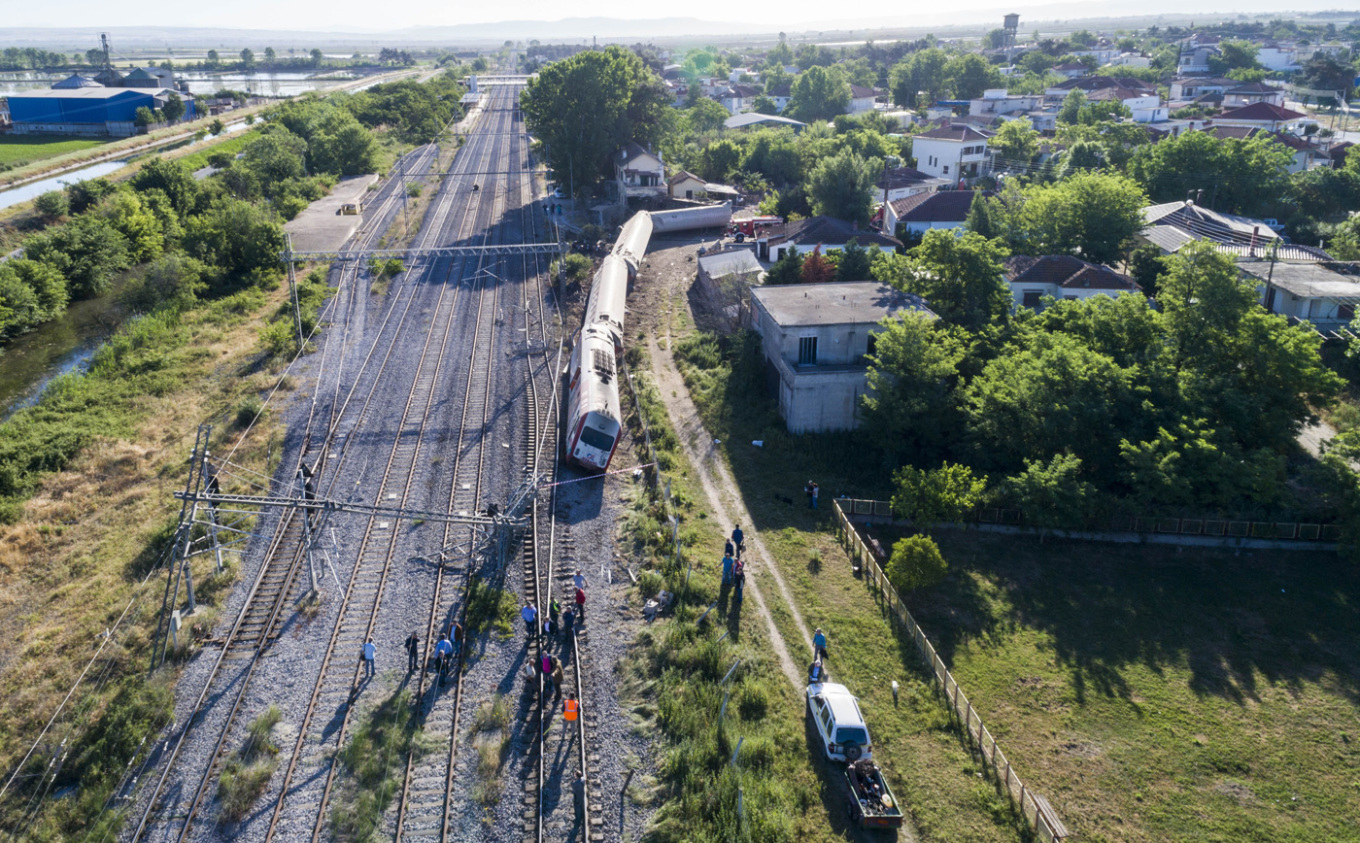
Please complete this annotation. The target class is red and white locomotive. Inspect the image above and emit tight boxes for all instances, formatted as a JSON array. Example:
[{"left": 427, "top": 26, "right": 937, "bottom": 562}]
[{"left": 564, "top": 204, "right": 730, "bottom": 472}]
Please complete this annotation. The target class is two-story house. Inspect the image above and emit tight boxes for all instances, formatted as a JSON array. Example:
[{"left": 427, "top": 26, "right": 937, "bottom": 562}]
[
  {"left": 747, "top": 282, "right": 936, "bottom": 432},
  {"left": 1087, "top": 86, "right": 1167, "bottom": 123},
  {"left": 1222, "top": 81, "right": 1286, "bottom": 108},
  {"left": 718, "top": 84, "right": 761, "bottom": 115},
  {"left": 615, "top": 143, "right": 667, "bottom": 202},
  {"left": 911, "top": 124, "right": 993, "bottom": 182},
  {"left": 969, "top": 89, "right": 1043, "bottom": 118}
]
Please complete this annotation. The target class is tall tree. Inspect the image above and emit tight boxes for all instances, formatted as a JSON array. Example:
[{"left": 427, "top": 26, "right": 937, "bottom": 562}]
[
  {"left": 520, "top": 47, "right": 671, "bottom": 196},
  {"left": 240, "top": 48, "right": 255, "bottom": 69},
  {"left": 787, "top": 65, "right": 852, "bottom": 122},
  {"left": 988, "top": 117, "right": 1040, "bottom": 165},
  {"left": 898, "top": 230, "right": 1011, "bottom": 330},
  {"left": 836, "top": 238, "right": 873, "bottom": 281},
  {"left": 864, "top": 313, "right": 964, "bottom": 460},
  {"left": 1021, "top": 171, "right": 1147, "bottom": 264},
  {"left": 889, "top": 48, "right": 948, "bottom": 109},
  {"left": 805, "top": 148, "right": 877, "bottom": 224},
  {"left": 944, "top": 53, "right": 1003, "bottom": 99}
]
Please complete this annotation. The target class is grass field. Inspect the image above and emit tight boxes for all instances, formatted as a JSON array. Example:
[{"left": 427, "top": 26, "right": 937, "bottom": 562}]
[
  {"left": 671, "top": 327, "right": 1360, "bottom": 843},
  {"left": 903, "top": 531, "right": 1360, "bottom": 843},
  {"left": 0, "top": 135, "right": 108, "bottom": 168}
]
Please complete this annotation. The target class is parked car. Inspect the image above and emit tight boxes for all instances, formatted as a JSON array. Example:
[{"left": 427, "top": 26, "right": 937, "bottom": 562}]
[
  {"left": 553, "top": 187, "right": 566, "bottom": 199},
  {"left": 806, "top": 681, "right": 873, "bottom": 762}
]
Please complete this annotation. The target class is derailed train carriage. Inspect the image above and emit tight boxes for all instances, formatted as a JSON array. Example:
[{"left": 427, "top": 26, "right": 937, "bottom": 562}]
[{"left": 565, "top": 203, "right": 731, "bottom": 471}]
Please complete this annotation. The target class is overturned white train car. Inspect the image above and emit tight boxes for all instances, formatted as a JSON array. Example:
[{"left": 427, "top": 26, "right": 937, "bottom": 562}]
[{"left": 565, "top": 203, "right": 733, "bottom": 471}]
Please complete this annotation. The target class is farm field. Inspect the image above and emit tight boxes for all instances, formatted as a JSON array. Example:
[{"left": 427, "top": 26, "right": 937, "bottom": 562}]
[
  {"left": 0, "top": 135, "right": 109, "bottom": 168},
  {"left": 670, "top": 325, "right": 1360, "bottom": 843}
]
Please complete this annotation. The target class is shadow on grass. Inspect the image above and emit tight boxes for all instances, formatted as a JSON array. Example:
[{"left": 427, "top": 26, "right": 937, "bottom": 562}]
[
  {"left": 675, "top": 328, "right": 1360, "bottom": 708},
  {"left": 912, "top": 532, "right": 1360, "bottom": 706}
]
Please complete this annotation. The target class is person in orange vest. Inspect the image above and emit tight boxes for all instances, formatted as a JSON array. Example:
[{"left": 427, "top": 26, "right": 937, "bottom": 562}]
[{"left": 564, "top": 691, "right": 580, "bottom": 728}]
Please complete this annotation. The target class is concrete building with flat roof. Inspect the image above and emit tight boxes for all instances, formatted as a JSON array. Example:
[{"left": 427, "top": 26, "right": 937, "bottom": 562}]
[{"left": 748, "top": 282, "right": 935, "bottom": 433}]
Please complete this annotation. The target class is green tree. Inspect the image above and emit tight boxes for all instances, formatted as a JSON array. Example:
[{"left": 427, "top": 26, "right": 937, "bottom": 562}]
[
  {"left": 520, "top": 47, "right": 670, "bottom": 196},
  {"left": 206, "top": 49, "right": 220, "bottom": 68},
  {"left": 987, "top": 117, "right": 1040, "bottom": 166},
  {"left": 899, "top": 230, "right": 1010, "bottom": 330},
  {"left": 33, "top": 190, "right": 68, "bottom": 221},
  {"left": 944, "top": 53, "right": 1002, "bottom": 100},
  {"left": 240, "top": 48, "right": 255, "bottom": 69},
  {"left": 836, "top": 238, "right": 872, "bottom": 281},
  {"left": 1212, "top": 40, "right": 1260, "bottom": 74},
  {"left": 965, "top": 191, "right": 999, "bottom": 239},
  {"left": 65, "top": 177, "right": 116, "bottom": 214},
  {"left": 688, "top": 98, "right": 730, "bottom": 132},
  {"left": 751, "top": 95, "right": 778, "bottom": 115},
  {"left": 1021, "top": 171, "right": 1147, "bottom": 264},
  {"left": 310, "top": 48, "right": 324, "bottom": 67},
  {"left": 209, "top": 117, "right": 225, "bottom": 136},
  {"left": 1129, "top": 130, "right": 1293, "bottom": 217},
  {"left": 241, "top": 129, "right": 308, "bottom": 187},
  {"left": 889, "top": 48, "right": 948, "bottom": 109},
  {"left": 805, "top": 148, "right": 876, "bottom": 224},
  {"left": 182, "top": 198, "right": 286, "bottom": 290},
  {"left": 698, "top": 139, "right": 741, "bottom": 181},
  {"left": 23, "top": 215, "right": 130, "bottom": 299},
  {"left": 863, "top": 313, "right": 964, "bottom": 460},
  {"left": 131, "top": 157, "right": 200, "bottom": 217},
  {"left": 787, "top": 65, "right": 852, "bottom": 122},
  {"left": 885, "top": 535, "right": 948, "bottom": 591},
  {"left": 983, "top": 29, "right": 1008, "bottom": 49},
  {"left": 263, "top": 46, "right": 277, "bottom": 66},
  {"left": 963, "top": 330, "right": 1140, "bottom": 476},
  {"left": 162, "top": 91, "right": 186, "bottom": 122},
  {"left": 765, "top": 246, "right": 802, "bottom": 285},
  {"left": 890, "top": 463, "right": 988, "bottom": 527},
  {"left": 100, "top": 189, "right": 165, "bottom": 262},
  {"left": 133, "top": 106, "right": 157, "bottom": 129},
  {"left": 121, "top": 254, "right": 207, "bottom": 312},
  {"left": 1000, "top": 453, "right": 1095, "bottom": 537}
]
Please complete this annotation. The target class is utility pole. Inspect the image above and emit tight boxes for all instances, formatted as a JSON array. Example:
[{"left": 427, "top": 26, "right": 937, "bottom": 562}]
[{"left": 285, "top": 234, "right": 303, "bottom": 350}]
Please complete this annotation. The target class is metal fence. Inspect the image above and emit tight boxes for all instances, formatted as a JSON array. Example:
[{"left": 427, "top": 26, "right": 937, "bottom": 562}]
[
  {"left": 833, "top": 499, "right": 1070, "bottom": 843},
  {"left": 839, "top": 498, "right": 1341, "bottom": 543}
]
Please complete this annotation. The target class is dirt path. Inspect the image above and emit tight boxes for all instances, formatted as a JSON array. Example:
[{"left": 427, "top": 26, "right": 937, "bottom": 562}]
[{"left": 645, "top": 337, "right": 807, "bottom": 689}]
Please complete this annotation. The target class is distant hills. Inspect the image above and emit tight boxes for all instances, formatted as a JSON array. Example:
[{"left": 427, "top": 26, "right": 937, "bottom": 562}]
[{"left": 1, "top": 7, "right": 1356, "bottom": 51}]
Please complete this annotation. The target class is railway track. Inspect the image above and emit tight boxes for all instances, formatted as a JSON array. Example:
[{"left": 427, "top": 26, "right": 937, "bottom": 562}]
[
  {"left": 126, "top": 91, "right": 499, "bottom": 843},
  {"left": 389, "top": 86, "right": 520, "bottom": 843},
  {"left": 266, "top": 85, "right": 517, "bottom": 843}
]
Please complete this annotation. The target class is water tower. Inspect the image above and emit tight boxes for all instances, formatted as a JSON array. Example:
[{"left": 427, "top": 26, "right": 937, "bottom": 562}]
[{"left": 1003, "top": 13, "right": 1020, "bottom": 62}]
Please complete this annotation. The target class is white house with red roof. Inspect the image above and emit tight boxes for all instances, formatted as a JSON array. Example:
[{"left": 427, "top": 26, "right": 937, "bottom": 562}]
[{"left": 1214, "top": 102, "right": 1315, "bottom": 133}]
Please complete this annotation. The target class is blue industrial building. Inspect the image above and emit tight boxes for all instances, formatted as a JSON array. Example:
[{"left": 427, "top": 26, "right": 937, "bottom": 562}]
[{"left": 5, "top": 87, "right": 195, "bottom": 137}]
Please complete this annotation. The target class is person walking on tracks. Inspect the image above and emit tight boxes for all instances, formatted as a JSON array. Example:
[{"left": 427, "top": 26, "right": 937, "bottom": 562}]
[
  {"left": 572, "top": 770, "right": 587, "bottom": 823},
  {"left": 404, "top": 632, "right": 419, "bottom": 673},
  {"left": 551, "top": 660, "right": 564, "bottom": 699},
  {"left": 563, "top": 691, "right": 580, "bottom": 730},
  {"left": 573, "top": 569, "right": 586, "bottom": 592},
  {"left": 574, "top": 585, "right": 586, "bottom": 621},
  {"left": 451, "top": 621, "right": 464, "bottom": 658},
  {"left": 562, "top": 604, "right": 576, "bottom": 639},
  {"left": 521, "top": 602, "right": 538, "bottom": 640},
  {"left": 813, "top": 628, "right": 828, "bottom": 661},
  {"left": 362, "top": 637, "right": 376, "bottom": 678},
  {"left": 435, "top": 633, "right": 454, "bottom": 681}
]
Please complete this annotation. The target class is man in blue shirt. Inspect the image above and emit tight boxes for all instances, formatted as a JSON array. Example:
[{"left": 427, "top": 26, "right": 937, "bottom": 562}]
[
  {"left": 721, "top": 553, "right": 734, "bottom": 585},
  {"left": 521, "top": 603, "right": 538, "bottom": 640}
]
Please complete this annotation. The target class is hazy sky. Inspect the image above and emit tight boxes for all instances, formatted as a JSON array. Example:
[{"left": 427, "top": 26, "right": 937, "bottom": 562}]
[{"left": 2, "top": 0, "right": 1347, "bottom": 31}]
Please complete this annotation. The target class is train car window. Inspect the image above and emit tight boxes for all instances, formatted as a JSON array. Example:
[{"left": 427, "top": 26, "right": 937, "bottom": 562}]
[{"left": 580, "top": 427, "right": 615, "bottom": 451}]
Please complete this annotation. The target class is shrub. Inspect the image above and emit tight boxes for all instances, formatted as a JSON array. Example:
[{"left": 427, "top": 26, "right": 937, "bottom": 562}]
[
  {"left": 637, "top": 569, "right": 665, "bottom": 597},
  {"left": 34, "top": 190, "right": 69, "bottom": 220},
  {"left": 886, "top": 534, "right": 948, "bottom": 591},
  {"left": 235, "top": 396, "right": 264, "bottom": 429},
  {"left": 406, "top": 182, "right": 422, "bottom": 197}
]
